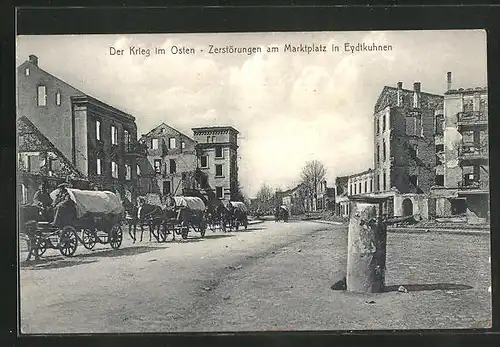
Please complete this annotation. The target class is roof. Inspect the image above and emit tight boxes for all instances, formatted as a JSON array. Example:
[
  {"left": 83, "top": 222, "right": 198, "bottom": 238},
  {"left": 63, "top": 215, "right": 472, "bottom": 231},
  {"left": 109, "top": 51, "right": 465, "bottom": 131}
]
[
  {"left": 143, "top": 122, "right": 196, "bottom": 142},
  {"left": 445, "top": 87, "right": 488, "bottom": 95},
  {"left": 374, "top": 85, "right": 443, "bottom": 113},
  {"left": 18, "top": 59, "right": 135, "bottom": 121},
  {"left": 17, "top": 116, "right": 84, "bottom": 178},
  {"left": 192, "top": 126, "right": 239, "bottom": 134},
  {"left": 347, "top": 169, "right": 374, "bottom": 179}
]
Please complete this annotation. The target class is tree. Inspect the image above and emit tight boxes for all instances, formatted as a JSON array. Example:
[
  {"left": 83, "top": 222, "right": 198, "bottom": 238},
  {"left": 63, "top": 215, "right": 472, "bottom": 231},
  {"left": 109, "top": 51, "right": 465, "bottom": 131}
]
[
  {"left": 300, "top": 160, "right": 327, "bottom": 212},
  {"left": 255, "top": 183, "right": 274, "bottom": 213}
]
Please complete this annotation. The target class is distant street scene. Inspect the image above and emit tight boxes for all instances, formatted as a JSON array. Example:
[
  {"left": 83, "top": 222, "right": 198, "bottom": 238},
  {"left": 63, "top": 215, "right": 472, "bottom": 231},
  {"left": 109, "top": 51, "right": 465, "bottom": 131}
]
[{"left": 17, "top": 30, "right": 491, "bottom": 333}]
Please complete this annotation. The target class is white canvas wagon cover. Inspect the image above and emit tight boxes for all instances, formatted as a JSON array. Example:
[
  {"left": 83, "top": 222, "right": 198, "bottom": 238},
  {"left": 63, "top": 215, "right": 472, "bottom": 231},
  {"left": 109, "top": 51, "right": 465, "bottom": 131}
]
[
  {"left": 50, "top": 188, "right": 124, "bottom": 218},
  {"left": 172, "top": 196, "right": 206, "bottom": 211},
  {"left": 229, "top": 201, "right": 248, "bottom": 212}
]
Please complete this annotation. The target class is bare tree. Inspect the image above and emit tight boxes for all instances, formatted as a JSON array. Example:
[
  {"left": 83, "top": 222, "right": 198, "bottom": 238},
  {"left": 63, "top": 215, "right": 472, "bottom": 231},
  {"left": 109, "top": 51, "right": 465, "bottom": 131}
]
[
  {"left": 301, "top": 160, "right": 327, "bottom": 211},
  {"left": 255, "top": 183, "right": 274, "bottom": 213}
]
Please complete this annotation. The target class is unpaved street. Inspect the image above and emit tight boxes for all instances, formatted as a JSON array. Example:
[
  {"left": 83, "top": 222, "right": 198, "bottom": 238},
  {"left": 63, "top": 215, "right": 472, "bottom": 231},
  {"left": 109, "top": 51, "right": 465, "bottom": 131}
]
[{"left": 19, "top": 220, "right": 491, "bottom": 333}]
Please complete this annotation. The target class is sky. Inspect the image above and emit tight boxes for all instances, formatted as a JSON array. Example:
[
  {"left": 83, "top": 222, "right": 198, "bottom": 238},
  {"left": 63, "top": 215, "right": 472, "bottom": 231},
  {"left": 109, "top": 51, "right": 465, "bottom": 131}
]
[{"left": 16, "top": 30, "right": 487, "bottom": 198}]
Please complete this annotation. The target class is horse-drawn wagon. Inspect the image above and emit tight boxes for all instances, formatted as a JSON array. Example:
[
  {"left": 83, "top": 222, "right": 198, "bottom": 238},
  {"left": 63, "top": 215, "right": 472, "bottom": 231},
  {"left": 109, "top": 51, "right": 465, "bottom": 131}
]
[
  {"left": 163, "top": 196, "right": 207, "bottom": 240},
  {"left": 19, "top": 188, "right": 124, "bottom": 261},
  {"left": 225, "top": 201, "right": 249, "bottom": 231}
]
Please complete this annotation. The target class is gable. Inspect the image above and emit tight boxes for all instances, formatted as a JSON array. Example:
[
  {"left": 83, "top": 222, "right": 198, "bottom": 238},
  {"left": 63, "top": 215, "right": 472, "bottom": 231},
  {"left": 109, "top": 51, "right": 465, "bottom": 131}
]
[{"left": 17, "top": 116, "right": 84, "bottom": 178}]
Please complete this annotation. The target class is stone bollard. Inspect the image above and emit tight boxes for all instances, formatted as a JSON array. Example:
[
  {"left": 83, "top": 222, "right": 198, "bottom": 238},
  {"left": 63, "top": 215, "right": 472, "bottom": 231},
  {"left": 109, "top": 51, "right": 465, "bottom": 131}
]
[{"left": 346, "top": 196, "right": 389, "bottom": 293}]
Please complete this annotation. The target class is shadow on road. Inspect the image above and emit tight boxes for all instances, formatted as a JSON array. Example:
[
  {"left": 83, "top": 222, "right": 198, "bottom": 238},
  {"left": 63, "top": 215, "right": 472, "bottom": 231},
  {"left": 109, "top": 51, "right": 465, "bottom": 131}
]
[
  {"left": 235, "top": 227, "right": 266, "bottom": 232},
  {"left": 21, "top": 258, "right": 98, "bottom": 270},
  {"left": 204, "top": 234, "right": 236, "bottom": 240},
  {"left": 384, "top": 283, "right": 473, "bottom": 292},
  {"left": 76, "top": 245, "right": 167, "bottom": 259}
]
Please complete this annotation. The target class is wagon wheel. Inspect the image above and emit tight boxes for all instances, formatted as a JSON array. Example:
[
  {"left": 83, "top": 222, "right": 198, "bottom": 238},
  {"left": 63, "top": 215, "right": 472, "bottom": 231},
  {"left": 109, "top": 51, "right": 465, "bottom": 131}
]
[
  {"left": 110, "top": 225, "right": 123, "bottom": 250},
  {"left": 35, "top": 237, "right": 48, "bottom": 257},
  {"left": 58, "top": 226, "right": 78, "bottom": 257},
  {"left": 82, "top": 228, "right": 97, "bottom": 250}
]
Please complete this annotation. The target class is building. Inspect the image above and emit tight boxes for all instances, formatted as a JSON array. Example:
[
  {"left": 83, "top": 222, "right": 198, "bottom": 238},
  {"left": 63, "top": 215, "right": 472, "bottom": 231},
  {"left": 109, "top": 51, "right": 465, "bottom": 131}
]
[
  {"left": 348, "top": 169, "right": 374, "bottom": 197},
  {"left": 370, "top": 81, "right": 444, "bottom": 218},
  {"left": 192, "top": 126, "right": 239, "bottom": 201},
  {"left": 280, "top": 183, "right": 306, "bottom": 215},
  {"left": 17, "top": 54, "right": 144, "bottom": 206},
  {"left": 139, "top": 123, "right": 197, "bottom": 198},
  {"left": 315, "top": 180, "right": 335, "bottom": 211},
  {"left": 334, "top": 175, "right": 349, "bottom": 218},
  {"left": 430, "top": 72, "right": 489, "bottom": 223}
]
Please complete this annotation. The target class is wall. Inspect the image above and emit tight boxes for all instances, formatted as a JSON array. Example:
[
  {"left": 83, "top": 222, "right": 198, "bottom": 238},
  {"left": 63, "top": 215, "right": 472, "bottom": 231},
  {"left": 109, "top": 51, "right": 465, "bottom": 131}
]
[
  {"left": 143, "top": 124, "right": 197, "bottom": 197},
  {"left": 443, "top": 93, "right": 463, "bottom": 187},
  {"left": 17, "top": 60, "right": 85, "bottom": 165}
]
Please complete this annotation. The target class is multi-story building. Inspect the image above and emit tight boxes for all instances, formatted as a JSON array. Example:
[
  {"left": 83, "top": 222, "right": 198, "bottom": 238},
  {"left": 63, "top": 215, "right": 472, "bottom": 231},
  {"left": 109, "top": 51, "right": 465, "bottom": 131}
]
[
  {"left": 371, "top": 81, "right": 443, "bottom": 218},
  {"left": 192, "top": 126, "right": 239, "bottom": 201},
  {"left": 430, "top": 72, "right": 489, "bottom": 223},
  {"left": 139, "top": 123, "right": 197, "bottom": 198},
  {"left": 17, "top": 54, "right": 144, "bottom": 205},
  {"left": 348, "top": 169, "right": 374, "bottom": 197},
  {"left": 334, "top": 175, "right": 349, "bottom": 218}
]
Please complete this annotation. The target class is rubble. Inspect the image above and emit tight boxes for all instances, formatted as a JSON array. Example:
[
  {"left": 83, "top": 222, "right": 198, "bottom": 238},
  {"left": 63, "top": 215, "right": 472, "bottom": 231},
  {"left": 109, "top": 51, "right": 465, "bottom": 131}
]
[{"left": 398, "top": 286, "right": 408, "bottom": 293}]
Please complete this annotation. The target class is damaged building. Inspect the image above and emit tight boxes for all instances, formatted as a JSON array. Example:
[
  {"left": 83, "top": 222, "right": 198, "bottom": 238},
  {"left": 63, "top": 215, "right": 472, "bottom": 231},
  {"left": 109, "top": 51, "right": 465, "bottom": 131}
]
[{"left": 430, "top": 72, "right": 489, "bottom": 224}]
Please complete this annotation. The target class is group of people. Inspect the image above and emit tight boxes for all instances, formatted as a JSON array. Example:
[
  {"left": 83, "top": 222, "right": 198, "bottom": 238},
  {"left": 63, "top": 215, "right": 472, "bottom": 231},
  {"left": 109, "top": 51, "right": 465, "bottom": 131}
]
[{"left": 31, "top": 181, "right": 76, "bottom": 227}]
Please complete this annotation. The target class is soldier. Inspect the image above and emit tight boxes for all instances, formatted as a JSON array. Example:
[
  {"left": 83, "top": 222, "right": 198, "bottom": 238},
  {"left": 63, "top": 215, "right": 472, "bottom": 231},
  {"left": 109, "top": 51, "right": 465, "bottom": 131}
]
[
  {"left": 51, "top": 183, "right": 75, "bottom": 227},
  {"left": 32, "top": 181, "right": 52, "bottom": 220}
]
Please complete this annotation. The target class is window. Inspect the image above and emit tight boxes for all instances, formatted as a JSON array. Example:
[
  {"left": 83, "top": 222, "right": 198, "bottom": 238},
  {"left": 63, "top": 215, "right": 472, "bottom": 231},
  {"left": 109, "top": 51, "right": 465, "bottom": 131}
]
[
  {"left": 137, "top": 164, "right": 141, "bottom": 176},
  {"left": 436, "top": 144, "right": 444, "bottom": 153},
  {"left": 181, "top": 141, "right": 186, "bottom": 149},
  {"left": 25, "top": 67, "right": 30, "bottom": 76},
  {"left": 55, "top": 91, "right": 61, "bottom": 106},
  {"left": 21, "top": 183, "right": 28, "bottom": 204},
  {"left": 163, "top": 181, "right": 171, "bottom": 195},
  {"left": 364, "top": 181, "right": 367, "bottom": 193},
  {"left": 96, "top": 120, "right": 101, "bottom": 141},
  {"left": 152, "top": 138, "right": 159, "bottom": 150},
  {"left": 125, "top": 164, "right": 131, "bottom": 180},
  {"left": 111, "top": 125, "right": 118, "bottom": 145},
  {"left": 216, "top": 186, "right": 223, "bottom": 199},
  {"left": 161, "top": 128, "right": 166, "bottom": 134},
  {"left": 409, "top": 175, "right": 418, "bottom": 188},
  {"left": 382, "top": 140, "right": 386, "bottom": 161},
  {"left": 377, "top": 145, "right": 380, "bottom": 163},
  {"left": 200, "top": 155, "right": 208, "bottom": 168},
  {"left": 207, "top": 136, "right": 211, "bottom": 143},
  {"left": 154, "top": 159, "right": 161, "bottom": 173},
  {"left": 111, "top": 161, "right": 118, "bottom": 178},
  {"left": 215, "top": 164, "right": 223, "bottom": 177},
  {"left": 124, "top": 130, "right": 130, "bottom": 147},
  {"left": 169, "top": 159, "right": 176, "bottom": 174},
  {"left": 376, "top": 117, "right": 380, "bottom": 134},
  {"left": 435, "top": 175, "right": 444, "bottom": 186},
  {"left": 37, "top": 85, "right": 46, "bottom": 106},
  {"left": 451, "top": 198, "right": 467, "bottom": 215},
  {"left": 96, "top": 158, "right": 102, "bottom": 175},
  {"left": 212, "top": 136, "right": 216, "bottom": 143},
  {"left": 382, "top": 172, "right": 386, "bottom": 191},
  {"left": 354, "top": 184, "right": 357, "bottom": 195},
  {"left": 370, "top": 179, "right": 373, "bottom": 192},
  {"left": 215, "top": 146, "right": 223, "bottom": 158},
  {"left": 169, "top": 137, "right": 176, "bottom": 149},
  {"left": 435, "top": 115, "right": 444, "bottom": 135},
  {"left": 382, "top": 114, "right": 386, "bottom": 132}
]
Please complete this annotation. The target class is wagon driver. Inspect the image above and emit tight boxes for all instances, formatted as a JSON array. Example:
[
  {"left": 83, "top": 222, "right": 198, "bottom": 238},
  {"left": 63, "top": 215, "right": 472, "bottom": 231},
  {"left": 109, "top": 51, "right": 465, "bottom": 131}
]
[
  {"left": 32, "top": 181, "right": 52, "bottom": 220},
  {"left": 51, "top": 182, "right": 76, "bottom": 227}
]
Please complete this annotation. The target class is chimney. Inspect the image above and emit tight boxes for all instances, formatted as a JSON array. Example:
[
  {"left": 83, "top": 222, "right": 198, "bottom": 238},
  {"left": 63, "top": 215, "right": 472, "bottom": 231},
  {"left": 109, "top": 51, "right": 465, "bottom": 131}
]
[
  {"left": 447, "top": 71, "right": 452, "bottom": 91},
  {"left": 28, "top": 54, "right": 38, "bottom": 67},
  {"left": 413, "top": 82, "right": 421, "bottom": 93},
  {"left": 396, "top": 82, "right": 403, "bottom": 107},
  {"left": 413, "top": 82, "right": 421, "bottom": 108}
]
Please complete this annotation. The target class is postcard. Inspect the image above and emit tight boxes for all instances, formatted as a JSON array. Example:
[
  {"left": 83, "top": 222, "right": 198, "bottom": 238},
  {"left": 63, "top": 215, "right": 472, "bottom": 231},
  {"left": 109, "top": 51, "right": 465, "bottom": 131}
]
[{"left": 17, "top": 30, "right": 491, "bottom": 333}]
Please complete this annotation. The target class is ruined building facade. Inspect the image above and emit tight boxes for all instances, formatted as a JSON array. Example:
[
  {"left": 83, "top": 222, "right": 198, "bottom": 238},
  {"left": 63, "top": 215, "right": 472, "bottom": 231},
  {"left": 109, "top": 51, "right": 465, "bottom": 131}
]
[{"left": 430, "top": 74, "right": 489, "bottom": 223}]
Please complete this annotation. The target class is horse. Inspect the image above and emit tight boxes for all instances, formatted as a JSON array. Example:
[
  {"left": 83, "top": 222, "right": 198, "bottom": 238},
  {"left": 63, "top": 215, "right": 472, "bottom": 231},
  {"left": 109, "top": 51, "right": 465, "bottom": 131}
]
[{"left": 126, "top": 203, "right": 165, "bottom": 243}]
